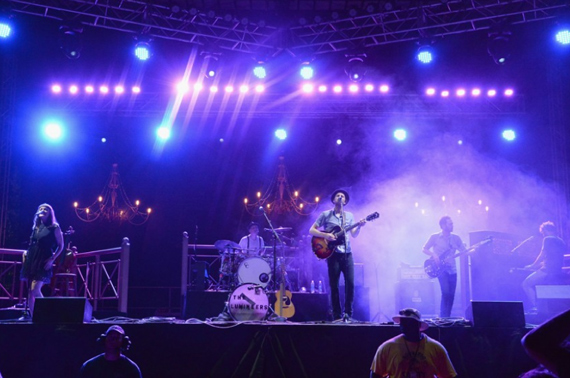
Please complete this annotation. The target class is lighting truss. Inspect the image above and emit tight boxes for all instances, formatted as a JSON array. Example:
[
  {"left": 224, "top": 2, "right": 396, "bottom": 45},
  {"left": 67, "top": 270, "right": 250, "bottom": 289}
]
[{"left": 5, "top": 0, "right": 567, "bottom": 57}]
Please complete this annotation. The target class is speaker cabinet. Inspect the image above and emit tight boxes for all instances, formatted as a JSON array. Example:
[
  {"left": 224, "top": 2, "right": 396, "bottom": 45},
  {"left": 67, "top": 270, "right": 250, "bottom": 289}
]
[
  {"left": 465, "top": 300, "right": 525, "bottom": 328},
  {"left": 396, "top": 280, "right": 436, "bottom": 317},
  {"left": 33, "top": 297, "right": 93, "bottom": 324},
  {"left": 189, "top": 261, "right": 208, "bottom": 291}
]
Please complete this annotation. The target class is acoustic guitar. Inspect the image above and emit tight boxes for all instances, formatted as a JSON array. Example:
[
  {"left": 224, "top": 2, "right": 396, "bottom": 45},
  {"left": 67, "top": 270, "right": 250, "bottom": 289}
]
[
  {"left": 274, "top": 257, "right": 295, "bottom": 318},
  {"left": 311, "top": 212, "right": 379, "bottom": 260},
  {"left": 423, "top": 236, "right": 492, "bottom": 278}
]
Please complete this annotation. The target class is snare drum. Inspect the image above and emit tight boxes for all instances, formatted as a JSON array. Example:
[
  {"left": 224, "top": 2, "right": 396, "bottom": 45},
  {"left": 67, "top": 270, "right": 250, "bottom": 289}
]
[
  {"left": 228, "top": 284, "right": 269, "bottom": 321},
  {"left": 237, "top": 257, "right": 272, "bottom": 288}
]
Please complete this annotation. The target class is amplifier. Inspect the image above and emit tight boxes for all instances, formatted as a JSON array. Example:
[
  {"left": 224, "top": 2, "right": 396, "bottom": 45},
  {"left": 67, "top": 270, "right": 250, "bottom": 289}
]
[{"left": 398, "top": 265, "right": 430, "bottom": 280}]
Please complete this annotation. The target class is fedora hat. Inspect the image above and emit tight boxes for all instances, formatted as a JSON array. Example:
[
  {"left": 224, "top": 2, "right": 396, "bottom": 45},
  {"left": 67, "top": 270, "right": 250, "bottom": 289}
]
[
  {"left": 330, "top": 189, "right": 350, "bottom": 205},
  {"left": 392, "top": 308, "right": 429, "bottom": 331}
]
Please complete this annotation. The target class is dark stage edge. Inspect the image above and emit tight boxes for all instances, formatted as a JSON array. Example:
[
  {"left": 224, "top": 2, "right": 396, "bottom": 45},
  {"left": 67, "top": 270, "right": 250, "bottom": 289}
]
[{"left": 0, "top": 320, "right": 538, "bottom": 378}]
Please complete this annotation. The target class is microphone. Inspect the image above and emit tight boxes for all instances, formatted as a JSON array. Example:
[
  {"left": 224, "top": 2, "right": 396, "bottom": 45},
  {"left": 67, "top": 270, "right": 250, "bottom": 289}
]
[
  {"left": 36, "top": 211, "right": 44, "bottom": 216},
  {"left": 259, "top": 206, "right": 265, "bottom": 213}
]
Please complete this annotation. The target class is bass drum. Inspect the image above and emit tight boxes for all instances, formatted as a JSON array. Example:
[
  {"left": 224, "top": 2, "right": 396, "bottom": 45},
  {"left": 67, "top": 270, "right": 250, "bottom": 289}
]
[
  {"left": 237, "top": 257, "right": 272, "bottom": 288},
  {"left": 228, "top": 284, "right": 269, "bottom": 321}
]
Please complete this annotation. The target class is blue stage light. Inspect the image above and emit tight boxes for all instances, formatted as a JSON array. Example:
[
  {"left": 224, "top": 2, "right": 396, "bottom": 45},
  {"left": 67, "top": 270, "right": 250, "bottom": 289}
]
[
  {"left": 300, "top": 64, "right": 314, "bottom": 80},
  {"left": 502, "top": 129, "right": 516, "bottom": 141},
  {"left": 394, "top": 129, "right": 407, "bottom": 141},
  {"left": 43, "top": 122, "right": 64, "bottom": 141},
  {"left": 156, "top": 126, "right": 171, "bottom": 140},
  {"left": 253, "top": 65, "right": 267, "bottom": 79},
  {"left": 275, "top": 129, "right": 287, "bottom": 140},
  {"left": 0, "top": 22, "right": 11, "bottom": 39},
  {"left": 555, "top": 30, "right": 570, "bottom": 45},
  {"left": 134, "top": 42, "right": 151, "bottom": 61}
]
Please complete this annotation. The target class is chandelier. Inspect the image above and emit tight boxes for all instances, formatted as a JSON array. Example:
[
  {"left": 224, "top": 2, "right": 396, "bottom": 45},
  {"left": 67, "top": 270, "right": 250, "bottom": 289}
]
[
  {"left": 73, "top": 164, "right": 151, "bottom": 225},
  {"left": 244, "top": 156, "right": 320, "bottom": 216}
]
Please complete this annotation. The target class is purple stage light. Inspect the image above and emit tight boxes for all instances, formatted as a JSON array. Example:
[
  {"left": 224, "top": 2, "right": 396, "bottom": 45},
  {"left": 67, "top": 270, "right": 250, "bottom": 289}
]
[
  {"left": 132, "top": 86, "right": 141, "bottom": 93},
  {"left": 239, "top": 85, "right": 249, "bottom": 93},
  {"left": 471, "top": 88, "right": 481, "bottom": 96},
  {"left": 379, "top": 85, "right": 389, "bottom": 93},
  {"left": 253, "top": 65, "right": 267, "bottom": 79},
  {"left": 85, "top": 85, "right": 94, "bottom": 93},
  {"left": 504, "top": 88, "right": 514, "bottom": 96},
  {"left": 487, "top": 89, "right": 497, "bottom": 97},
  {"left": 333, "top": 85, "right": 342, "bottom": 93},
  {"left": 348, "top": 84, "right": 358, "bottom": 93},
  {"left": 456, "top": 88, "right": 466, "bottom": 97},
  {"left": 336, "top": 139, "right": 342, "bottom": 145},
  {"left": 302, "top": 83, "right": 314, "bottom": 93},
  {"left": 426, "top": 88, "right": 436, "bottom": 96},
  {"left": 364, "top": 84, "right": 374, "bottom": 92},
  {"left": 275, "top": 129, "right": 287, "bottom": 140},
  {"left": 100, "top": 86, "right": 109, "bottom": 94},
  {"left": 156, "top": 126, "right": 171, "bottom": 140},
  {"left": 193, "top": 83, "right": 203, "bottom": 92},
  {"left": 210, "top": 86, "right": 219, "bottom": 93},
  {"left": 69, "top": 85, "right": 79, "bottom": 94},
  {"left": 51, "top": 84, "right": 62, "bottom": 94},
  {"left": 254, "top": 85, "right": 265, "bottom": 93},
  {"left": 0, "top": 23, "right": 11, "bottom": 39},
  {"left": 441, "top": 90, "right": 449, "bottom": 97},
  {"left": 114, "top": 86, "right": 125, "bottom": 94},
  {"left": 225, "top": 86, "right": 234, "bottom": 93},
  {"left": 502, "top": 129, "right": 516, "bottom": 141},
  {"left": 394, "top": 129, "right": 407, "bottom": 141},
  {"left": 300, "top": 65, "right": 314, "bottom": 80},
  {"left": 318, "top": 85, "right": 327, "bottom": 92}
]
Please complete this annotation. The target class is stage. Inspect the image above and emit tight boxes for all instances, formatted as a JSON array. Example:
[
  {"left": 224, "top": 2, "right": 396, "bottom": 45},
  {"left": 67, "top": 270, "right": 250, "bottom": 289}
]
[{"left": 0, "top": 318, "right": 538, "bottom": 378}]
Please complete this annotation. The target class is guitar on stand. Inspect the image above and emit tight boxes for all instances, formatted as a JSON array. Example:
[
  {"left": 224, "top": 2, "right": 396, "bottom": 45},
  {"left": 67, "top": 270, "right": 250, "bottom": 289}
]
[
  {"left": 423, "top": 236, "right": 493, "bottom": 278},
  {"left": 311, "top": 212, "right": 380, "bottom": 260},
  {"left": 274, "top": 248, "right": 295, "bottom": 319}
]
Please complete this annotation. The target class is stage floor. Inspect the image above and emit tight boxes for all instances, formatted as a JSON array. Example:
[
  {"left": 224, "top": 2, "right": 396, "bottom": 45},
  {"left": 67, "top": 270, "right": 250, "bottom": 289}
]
[{"left": 0, "top": 318, "right": 537, "bottom": 378}]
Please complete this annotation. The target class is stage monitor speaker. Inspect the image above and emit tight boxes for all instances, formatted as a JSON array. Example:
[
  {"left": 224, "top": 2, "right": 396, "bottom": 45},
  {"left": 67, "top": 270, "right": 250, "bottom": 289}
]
[
  {"left": 465, "top": 300, "right": 525, "bottom": 328},
  {"left": 536, "top": 285, "right": 570, "bottom": 315},
  {"left": 33, "top": 297, "right": 93, "bottom": 324},
  {"left": 189, "top": 261, "right": 208, "bottom": 291}
]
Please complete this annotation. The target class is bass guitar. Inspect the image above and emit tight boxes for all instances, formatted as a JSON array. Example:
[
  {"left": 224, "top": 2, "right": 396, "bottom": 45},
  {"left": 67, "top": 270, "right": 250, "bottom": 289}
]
[
  {"left": 423, "top": 236, "right": 492, "bottom": 278},
  {"left": 311, "top": 212, "right": 379, "bottom": 260}
]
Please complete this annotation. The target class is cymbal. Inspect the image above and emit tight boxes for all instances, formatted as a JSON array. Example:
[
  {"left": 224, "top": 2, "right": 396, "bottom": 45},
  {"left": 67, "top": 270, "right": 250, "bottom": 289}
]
[
  {"left": 264, "top": 227, "right": 292, "bottom": 233},
  {"left": 214, "top": 240, "right": 241, "bottom": 251}
]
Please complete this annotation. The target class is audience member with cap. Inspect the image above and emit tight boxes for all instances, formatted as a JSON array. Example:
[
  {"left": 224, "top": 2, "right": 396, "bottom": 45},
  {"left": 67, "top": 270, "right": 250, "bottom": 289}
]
[
  {"left": 239, "top": 222, "right": 266, "bottom": 256},
  {"left": 79, "top": 325, "right": 142, "bottom": 378},
  {"left": 370, "top": 308, "right": 457, "bottom": 378},
  {"left": 521, "top": 308, "right": 570, "bottom": 378}
]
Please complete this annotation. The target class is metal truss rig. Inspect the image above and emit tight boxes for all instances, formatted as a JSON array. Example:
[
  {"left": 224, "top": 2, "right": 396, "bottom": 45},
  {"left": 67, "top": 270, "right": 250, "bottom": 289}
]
[{"left": 5, "top": 0, "right": 568, "bottom": 56}]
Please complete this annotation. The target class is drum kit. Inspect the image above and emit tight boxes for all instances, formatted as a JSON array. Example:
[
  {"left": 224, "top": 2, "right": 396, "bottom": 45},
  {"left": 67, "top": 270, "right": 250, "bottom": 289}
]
[{"left": 213, "top": 227, "right": 294, "bottom": 321}]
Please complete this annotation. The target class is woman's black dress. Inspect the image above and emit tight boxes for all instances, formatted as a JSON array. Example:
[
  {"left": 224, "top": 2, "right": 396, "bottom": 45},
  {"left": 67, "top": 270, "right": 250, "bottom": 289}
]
[{"left": 20, "top": 223, "right": 60, "bottom": 283}]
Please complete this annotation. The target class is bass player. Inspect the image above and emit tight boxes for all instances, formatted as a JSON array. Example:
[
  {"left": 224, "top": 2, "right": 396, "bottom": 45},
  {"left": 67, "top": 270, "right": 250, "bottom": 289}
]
[
  {"left": 422, "top": 215, "right": 466, "bottom": 318},
  {"left": 309, "top": 189, "right": 366, "bottom": 322}
]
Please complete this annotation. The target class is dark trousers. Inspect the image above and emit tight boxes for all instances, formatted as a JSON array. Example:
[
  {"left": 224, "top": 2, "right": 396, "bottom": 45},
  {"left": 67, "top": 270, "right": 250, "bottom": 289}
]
[
  {"left": 327, "top": 252, "right": 354, "bottom": 319},
  {"left": 437, "top": 271, "right": 457, "bottom": 318}
]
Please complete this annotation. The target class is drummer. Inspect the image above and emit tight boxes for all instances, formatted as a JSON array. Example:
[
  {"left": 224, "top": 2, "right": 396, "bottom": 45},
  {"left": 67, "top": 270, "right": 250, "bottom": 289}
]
[{"left": 238, "top": 222, "right": 266, "bottom": 257}]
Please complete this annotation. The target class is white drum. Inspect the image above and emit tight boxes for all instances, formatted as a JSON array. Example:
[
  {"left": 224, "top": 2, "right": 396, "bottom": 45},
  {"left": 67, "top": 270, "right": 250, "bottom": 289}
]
[
  {"left": 237, "top": 257, "right": 272, "bottom": 288},
  {"left": 228, "top": 284, "right": 269, "bottom": 321}
]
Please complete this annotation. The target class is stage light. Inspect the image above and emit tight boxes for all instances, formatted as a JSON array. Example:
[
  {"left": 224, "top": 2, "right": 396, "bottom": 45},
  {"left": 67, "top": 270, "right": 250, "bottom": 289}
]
[
  {"left": 336, "top": 139, "right": 342, "bottom": 145},
  {"left": 253, "top": 64, "right": 267, "bottom": 79},
  {"left": 456, "top": 88, "right": 466, "bottom": 97},
  {"left": 100, "top": 86, "right": 109, "bottom": 94},
  {"left": 333, "top": 85, "right": 342, "bottom": 93},
  {"left": 132, "top": 86, "right": 141, "bottom": 93},
  {"left": 202, "top": 54, "right": 219, "bottom": 78},
  {"left": 114, "top": 86, "right": 125, "bottom": 94},
  {"left": 43, "top": 122, "right": 64, "bottom": 141},
  {"left": 502, "top": 129, "right": 516, "bottom": 141},
  {"left": 488, "top": 32, "right": 511, "bottom": 65},
  {"left": 416, "top": 44, "right": 434, "bottom": 64},
  {"left": 345, "top": 55, "right": 367, "bottom": 82},
  {"left": 364, "top": 84, "right": 374, "bottom": 92},
  {"left": 156, "top": 126, "right": 171, "bottom": 140},
  {"left": 318, "top": 85, "right": 327, "bottom": 92},
  {"left": 51, "top": 84, "right": 62, "bottom": 94},
  {"left": 555, "top": 29, "right": 570, "bottom": 45},
  {"left": 225, "top": 85, "right": 234, "bottom": 93},
  {"left": 487, "top": 89, "right": 497, "bottom": 97},
  {"left": 0, "top": 20, "right": 11, "bottom": 39},
  {"left": 275, "top": 129, "right": 287, "bottom": 140},
  {"left": 194, "top": 83, "right": 204, "bottom": 92},
  {"left": 300, "top": 62, "right": 314, "bottom": 80},
  {"left": 379, "top": 85, "right": 389, "bottom": 93},
  {"left": 254, "top": 84, "right": 265, "bottom": 93},
  {"left": 59, "top": 24, "right": 83, "bottom": 60},
  {"left": 471, "top": 88, "right": 481, "bottom": 96},
  {"left": 302, "top": 83, "right": 314, "bottom": 93},
  {"left": 441, "top": 90, "right": 449, "bottom": 97},
  {"left": 69, "top": 85, "right": 79, "bottom": 94},
  {"left": 239, "top": 85, "right": 249, "bottom": 93},
  {"left": 176, "top": 82, "right": 190, "bottom": 94},
  {"left": 134, "top": 42, "right": 151, "bottom": 61},
  {"left": 85, "top": 85, "right": 95, "bottom": 93},
  {"left": 394, "top": 129, "right": 407, "bottom": 141},
  {"left": 504, "top": 88, "right": 514, "bottom": 96},
  {"left": 210, "top": 86, "right": 219, "bottom": 93},
  {"left": 426, "top": 88, "right": 436, "bottom": 96}
]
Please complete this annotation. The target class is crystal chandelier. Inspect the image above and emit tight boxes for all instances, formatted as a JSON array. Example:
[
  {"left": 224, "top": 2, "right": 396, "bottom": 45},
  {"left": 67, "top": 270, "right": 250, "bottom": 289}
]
[
  {"left": 244, "top": 156, "right": 320, "bottom": 216},
  {"left": 73, "top": 164, "right": 151, "bottom": 225}
]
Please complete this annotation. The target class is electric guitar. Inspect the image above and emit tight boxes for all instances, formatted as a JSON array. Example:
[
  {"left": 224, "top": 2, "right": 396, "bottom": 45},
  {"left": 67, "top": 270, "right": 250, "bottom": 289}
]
[
  {"left": 311, "top": 212, "right": 380, "bottom": 260},
  {"left": 423, "top": 236, "right": 492, "bottom": 278}
]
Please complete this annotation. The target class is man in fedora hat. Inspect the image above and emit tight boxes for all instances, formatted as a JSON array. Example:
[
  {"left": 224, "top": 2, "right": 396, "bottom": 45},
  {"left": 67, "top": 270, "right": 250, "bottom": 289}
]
[
  {"left": 309, "top": 188, "right": 366, "bottom": 322},
  {"left": 239, "top": 222, "right": 266, "bottom": 256},
  {"left": 370, "top": 308, "right": 457, "bottom": 378}
]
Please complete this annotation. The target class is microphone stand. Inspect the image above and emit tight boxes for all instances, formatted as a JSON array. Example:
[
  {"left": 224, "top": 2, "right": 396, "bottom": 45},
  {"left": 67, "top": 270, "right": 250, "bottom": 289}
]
[{"left": 260, "top": 209, "right": 287, "bottom": 322}]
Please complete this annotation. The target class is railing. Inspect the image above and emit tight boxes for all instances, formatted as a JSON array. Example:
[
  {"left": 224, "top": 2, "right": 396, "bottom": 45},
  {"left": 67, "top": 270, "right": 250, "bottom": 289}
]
[{"left": 0, "top": 237, "right": 130, "bottom": 312}]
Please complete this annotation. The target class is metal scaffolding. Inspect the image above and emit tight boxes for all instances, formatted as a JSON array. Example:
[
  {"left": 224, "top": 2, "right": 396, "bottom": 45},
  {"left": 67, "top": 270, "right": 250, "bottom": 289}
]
[{"left": 5, "top": 0, "right": 568, "bottom": 56}]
